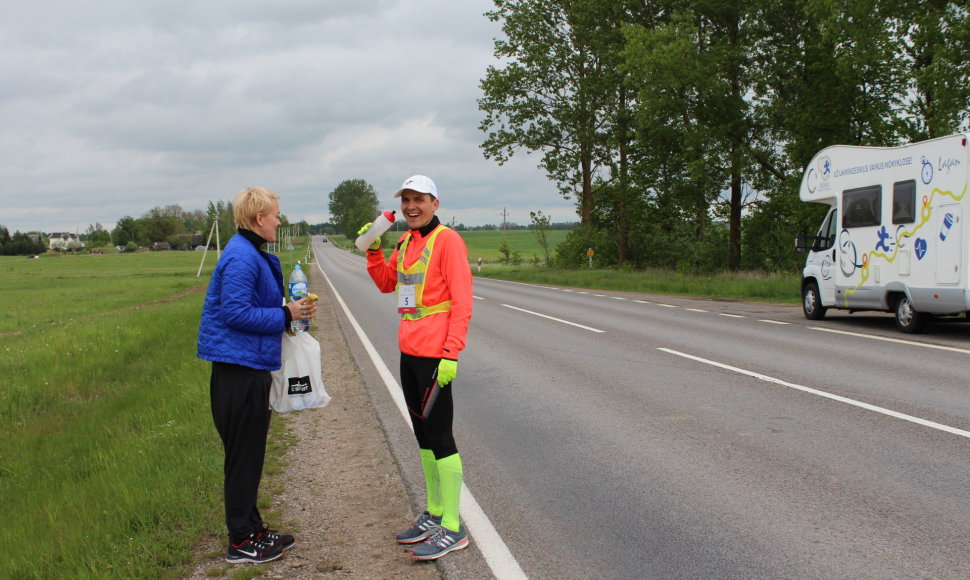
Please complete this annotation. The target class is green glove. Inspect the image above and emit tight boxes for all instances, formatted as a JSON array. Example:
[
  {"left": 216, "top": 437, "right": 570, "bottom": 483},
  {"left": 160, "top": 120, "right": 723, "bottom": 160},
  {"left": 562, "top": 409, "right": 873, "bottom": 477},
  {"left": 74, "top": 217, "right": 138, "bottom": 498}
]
[
  {"left": 356, "top": 222, "right": 381, "bottom": 250},
  {"left": 436, "top": 358, "right": 458, "bottom": 386}
]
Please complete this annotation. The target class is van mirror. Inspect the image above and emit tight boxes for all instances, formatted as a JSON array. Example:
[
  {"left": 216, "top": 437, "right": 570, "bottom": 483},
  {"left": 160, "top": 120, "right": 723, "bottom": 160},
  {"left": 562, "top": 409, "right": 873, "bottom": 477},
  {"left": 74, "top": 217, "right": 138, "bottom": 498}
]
[{"left": 795, "top": 231, "right": 809, "bottom": 253}]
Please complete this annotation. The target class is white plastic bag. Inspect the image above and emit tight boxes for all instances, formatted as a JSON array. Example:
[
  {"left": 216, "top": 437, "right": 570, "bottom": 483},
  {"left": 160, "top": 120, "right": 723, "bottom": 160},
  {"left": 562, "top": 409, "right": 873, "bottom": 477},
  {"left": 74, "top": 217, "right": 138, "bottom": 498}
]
[{"left": 271, "top": 332, "right": 331, "bottom": 412}]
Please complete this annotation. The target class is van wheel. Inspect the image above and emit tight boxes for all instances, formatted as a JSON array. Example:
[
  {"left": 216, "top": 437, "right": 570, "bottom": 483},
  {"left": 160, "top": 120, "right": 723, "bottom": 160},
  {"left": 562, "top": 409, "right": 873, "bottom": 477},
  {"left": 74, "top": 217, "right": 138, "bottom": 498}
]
[
  {"left": 894, "top": 296, "right": 927, "bottom": 333},
  {"left": 802, "top": 281, "right": 826, "bottom": 320}
]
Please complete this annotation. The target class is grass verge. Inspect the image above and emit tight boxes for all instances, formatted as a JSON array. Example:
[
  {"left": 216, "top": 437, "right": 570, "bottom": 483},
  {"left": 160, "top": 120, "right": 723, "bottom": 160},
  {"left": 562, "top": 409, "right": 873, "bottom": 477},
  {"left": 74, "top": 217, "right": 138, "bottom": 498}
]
[
  {"left": 0, "top": 245, "right": 308, "bottom": 579},
  {"left": 474, "top": 264, "right": 800, "bottom": 304}
]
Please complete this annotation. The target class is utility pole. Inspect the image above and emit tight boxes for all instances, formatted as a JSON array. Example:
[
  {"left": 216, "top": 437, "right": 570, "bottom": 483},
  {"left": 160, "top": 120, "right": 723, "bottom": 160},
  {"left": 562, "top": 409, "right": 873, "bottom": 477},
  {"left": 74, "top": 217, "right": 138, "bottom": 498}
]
[
  {"left": 501, "top": 207, "right": 508, "bottom": 230},
  {"left": 197, "top": 212, "right": 220, "bottom": 277}
]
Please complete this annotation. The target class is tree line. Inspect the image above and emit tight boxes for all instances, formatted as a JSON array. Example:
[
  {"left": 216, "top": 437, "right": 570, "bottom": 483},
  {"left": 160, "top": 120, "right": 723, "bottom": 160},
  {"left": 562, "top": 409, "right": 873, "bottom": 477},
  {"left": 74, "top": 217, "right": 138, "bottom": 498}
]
[
  {"left": 0, "top": 226, "right": 46, "bottom": 256},
  {"left": 478, "top": 0, "right": 970, "bottom": 272},
  {"left": 107, "top": 202, "right": 306, "bottom": 251},
  {"left": 0, "top": 202, "right": 311, "bottom": 255},
  {"left": 3, "top": 186, "right": 575, "bottom": 256}
]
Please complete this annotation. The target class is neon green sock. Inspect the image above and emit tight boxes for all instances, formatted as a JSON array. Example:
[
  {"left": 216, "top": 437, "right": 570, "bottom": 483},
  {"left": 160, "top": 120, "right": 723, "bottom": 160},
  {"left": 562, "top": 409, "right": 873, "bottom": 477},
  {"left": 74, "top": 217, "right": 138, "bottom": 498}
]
[
  {"left": 420, "top": 449, "right": 442, "bottom": 517},
  {"left": 436, "top": 453, "right": 463, "bottom": 532}
]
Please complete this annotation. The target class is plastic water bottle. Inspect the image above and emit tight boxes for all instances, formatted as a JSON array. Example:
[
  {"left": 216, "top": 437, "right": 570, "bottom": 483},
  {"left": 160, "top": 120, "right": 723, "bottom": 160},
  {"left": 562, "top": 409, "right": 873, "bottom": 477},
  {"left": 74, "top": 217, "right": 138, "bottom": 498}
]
[
  {"left": 355, "top": 210, "right": 397, "bottom": 251},
  {"left": 288, "top": 263, "right": 309, "bottom": 332}
]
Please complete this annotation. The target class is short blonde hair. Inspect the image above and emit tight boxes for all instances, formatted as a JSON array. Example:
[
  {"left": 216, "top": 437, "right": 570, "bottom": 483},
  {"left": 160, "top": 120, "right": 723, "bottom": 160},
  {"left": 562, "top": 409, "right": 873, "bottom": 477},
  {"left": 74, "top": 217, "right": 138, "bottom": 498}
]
[{"left": 233, "top": 187, "right": 280, "bottom": 230}]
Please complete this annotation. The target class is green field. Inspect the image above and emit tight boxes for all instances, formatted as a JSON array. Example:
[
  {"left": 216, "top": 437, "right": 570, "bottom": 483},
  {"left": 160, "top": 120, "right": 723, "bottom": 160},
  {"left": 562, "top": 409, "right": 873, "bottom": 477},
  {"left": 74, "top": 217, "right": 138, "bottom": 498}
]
[
  {"left": 460, "top": 229, "right": 570, "bottom": 262},
  {"left": 0, "top": 247, "right": 307, "bottom": 578},
  {"left": 336, "top": 228, "right": 569, "bottom": 263}
]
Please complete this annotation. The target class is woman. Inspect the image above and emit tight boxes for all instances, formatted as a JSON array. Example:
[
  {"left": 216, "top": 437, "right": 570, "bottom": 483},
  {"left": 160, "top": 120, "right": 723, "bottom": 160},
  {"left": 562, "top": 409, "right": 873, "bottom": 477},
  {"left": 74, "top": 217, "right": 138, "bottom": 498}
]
[{"left": 197, "top": 187, "right": 316, "bottom": 564}]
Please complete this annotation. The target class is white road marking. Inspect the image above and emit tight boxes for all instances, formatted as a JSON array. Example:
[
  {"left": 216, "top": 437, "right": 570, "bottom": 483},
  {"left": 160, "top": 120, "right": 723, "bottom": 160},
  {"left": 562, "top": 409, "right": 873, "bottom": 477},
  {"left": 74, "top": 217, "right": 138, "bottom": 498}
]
[
  {"left": 656, "top": 303, "right": 678, "bottom": 308},
  {"left": 809, "top": 326, "right": 970, "bottom": 354},
  {"left": 634, "top": 300, "right": 652, "bottom": 304},
  {"left": 316, "top": 259, "right": 529, "bottom": 579},
  {"left": 658, "top": 347, "right": 970, "bottom": 439},
  {"left": 487, "top": 278, "right": 559, "bottom": 291},
  {"left": 719, "top": 313, "right": 745, "bottom": 318},
  {"left": 686, "top": 308, "right": 708, "bottom": 313},
  {"left": 759, "top": 319, "right": 789, "bottom": 325},
  {"left": 502, "top": 304, "right": 605, "bottom": 333}
]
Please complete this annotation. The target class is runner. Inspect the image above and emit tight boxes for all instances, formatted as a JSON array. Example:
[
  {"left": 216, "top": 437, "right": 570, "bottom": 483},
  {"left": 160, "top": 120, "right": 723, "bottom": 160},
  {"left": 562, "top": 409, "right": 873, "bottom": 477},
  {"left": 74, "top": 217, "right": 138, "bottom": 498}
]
[{"left": 360, "top": 175, "right": 474, "bottom": 561}]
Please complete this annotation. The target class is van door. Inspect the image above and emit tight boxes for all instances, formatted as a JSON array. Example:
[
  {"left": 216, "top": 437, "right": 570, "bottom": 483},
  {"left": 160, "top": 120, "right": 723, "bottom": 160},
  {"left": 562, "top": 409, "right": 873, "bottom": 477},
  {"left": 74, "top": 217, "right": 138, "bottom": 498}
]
[
  {"left": 806, "top": 207, "right": 838, "bottom": 304},
  {"left": 936, "top": 203, "right": 961, "bottom": 284}
]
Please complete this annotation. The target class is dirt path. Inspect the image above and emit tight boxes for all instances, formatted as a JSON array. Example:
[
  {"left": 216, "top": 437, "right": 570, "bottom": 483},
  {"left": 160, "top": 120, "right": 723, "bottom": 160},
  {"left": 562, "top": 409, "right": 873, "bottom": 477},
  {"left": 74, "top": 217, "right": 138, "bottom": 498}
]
[{"left": 184, "top": 284, "right": 440, "bottom": 579}]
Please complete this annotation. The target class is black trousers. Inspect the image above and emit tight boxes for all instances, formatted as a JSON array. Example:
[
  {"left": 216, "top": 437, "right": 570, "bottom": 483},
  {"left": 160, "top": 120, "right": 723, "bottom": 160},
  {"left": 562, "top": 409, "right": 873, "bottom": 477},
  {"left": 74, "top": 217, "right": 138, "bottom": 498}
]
[
  {"left": 400, "top": 353, "right": 458, "bottom": 459},
  {"left": 209, "top": 361, "right": 272, "bottom": 543}
]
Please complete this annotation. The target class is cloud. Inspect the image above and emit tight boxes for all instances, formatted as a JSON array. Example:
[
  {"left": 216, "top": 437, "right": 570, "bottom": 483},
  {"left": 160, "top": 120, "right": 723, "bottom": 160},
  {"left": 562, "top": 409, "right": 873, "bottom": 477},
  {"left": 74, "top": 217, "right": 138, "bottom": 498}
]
[{"left": 0, "top": 0, "right": 575, "bottom": 233}]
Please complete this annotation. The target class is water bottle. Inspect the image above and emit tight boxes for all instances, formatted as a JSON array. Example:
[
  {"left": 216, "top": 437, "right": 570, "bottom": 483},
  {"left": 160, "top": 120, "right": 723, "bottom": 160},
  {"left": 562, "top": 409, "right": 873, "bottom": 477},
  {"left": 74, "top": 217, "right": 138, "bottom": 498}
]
[
  {"left": 355, "top": 210, "right": 397, "bottom": 251},
  {"left": 288, "top": 263, "right": 309, "bottom": 332}
]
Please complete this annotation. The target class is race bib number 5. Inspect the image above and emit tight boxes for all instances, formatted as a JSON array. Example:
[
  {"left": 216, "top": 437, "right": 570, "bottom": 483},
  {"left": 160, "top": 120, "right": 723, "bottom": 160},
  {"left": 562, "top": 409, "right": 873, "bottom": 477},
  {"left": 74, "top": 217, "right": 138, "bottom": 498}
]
[{"left": 398, "top": 285, "right": 417, "bottom": 314}]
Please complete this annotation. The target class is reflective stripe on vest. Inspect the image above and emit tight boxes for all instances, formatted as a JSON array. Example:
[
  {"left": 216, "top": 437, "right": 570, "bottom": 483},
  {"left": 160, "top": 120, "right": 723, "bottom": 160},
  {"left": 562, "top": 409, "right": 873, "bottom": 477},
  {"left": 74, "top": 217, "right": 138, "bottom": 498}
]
[{"left": 397, "top": 226, "right": 452, "bottom": 321}]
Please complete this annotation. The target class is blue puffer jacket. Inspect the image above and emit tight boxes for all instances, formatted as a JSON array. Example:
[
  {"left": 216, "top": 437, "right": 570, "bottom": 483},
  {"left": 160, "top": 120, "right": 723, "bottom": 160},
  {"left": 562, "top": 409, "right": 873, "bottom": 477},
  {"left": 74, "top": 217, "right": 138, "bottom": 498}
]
[{"left": 197, "top": 232, "right": 287, "bottom": 371}]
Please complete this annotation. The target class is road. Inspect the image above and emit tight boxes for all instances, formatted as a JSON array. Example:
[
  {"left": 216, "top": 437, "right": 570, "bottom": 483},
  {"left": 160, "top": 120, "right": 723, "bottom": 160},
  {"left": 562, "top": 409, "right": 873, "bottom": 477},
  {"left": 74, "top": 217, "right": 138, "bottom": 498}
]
[{"left": 310, "top": 235, "right": 970, "bottom": 579}]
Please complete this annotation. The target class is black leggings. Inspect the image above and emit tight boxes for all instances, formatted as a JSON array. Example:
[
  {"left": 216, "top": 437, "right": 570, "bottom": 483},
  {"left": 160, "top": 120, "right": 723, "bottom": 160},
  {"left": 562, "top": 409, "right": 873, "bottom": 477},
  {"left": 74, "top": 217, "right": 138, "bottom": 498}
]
[
  {"left": 210, "top": 361, "right": 271, "bottom": 543},
  {"left": 400, "top": 353, "right": 457, "bottom": 459}
]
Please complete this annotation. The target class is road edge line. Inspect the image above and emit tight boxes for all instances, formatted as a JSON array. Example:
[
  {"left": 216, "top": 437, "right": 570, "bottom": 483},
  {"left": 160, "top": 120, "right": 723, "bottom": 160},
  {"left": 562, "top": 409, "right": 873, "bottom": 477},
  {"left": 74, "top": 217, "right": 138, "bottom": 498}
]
[{"left": 315, "top": 258, "right": 529, "bottom": 579}]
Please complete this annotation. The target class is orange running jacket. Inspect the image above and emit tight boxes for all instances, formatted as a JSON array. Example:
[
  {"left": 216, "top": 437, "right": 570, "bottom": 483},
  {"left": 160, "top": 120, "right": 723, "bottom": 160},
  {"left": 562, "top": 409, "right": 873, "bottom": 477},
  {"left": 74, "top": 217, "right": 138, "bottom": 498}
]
[{"left": 366, "top": 225, "right": 473, "bottom": 360}]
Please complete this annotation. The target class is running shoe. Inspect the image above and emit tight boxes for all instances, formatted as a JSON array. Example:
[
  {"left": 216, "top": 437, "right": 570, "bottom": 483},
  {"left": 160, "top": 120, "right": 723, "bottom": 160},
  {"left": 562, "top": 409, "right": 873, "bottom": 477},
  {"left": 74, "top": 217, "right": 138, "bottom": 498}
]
[
  {"left": 395, "top": 511, "right": 442, "bottom": 544},
  {"left": 410, "top": 526, "right": 469, "bottom": 561},
  {"left": 257, "top": 526, "right": 295, "bottom": 550},
  {"left": 226, "top": 533, "right": 285, "bottom": 564}
]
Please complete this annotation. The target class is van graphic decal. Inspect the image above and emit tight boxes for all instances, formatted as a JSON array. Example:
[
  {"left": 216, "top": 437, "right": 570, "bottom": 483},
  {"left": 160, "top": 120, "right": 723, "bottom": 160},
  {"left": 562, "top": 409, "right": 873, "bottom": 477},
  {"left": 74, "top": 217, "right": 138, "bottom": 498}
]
[
  {"left": 940, "top": 212, "right": 954, "bottom": 241},
  {"left": 841, "top": 183, "right": 966, "bottom": 306},
  {"left": 921, "top": 157, "right": 934, "bottom": 184},
  {"left": 914, "top": 238, "right": 928, "bottom": 260}
]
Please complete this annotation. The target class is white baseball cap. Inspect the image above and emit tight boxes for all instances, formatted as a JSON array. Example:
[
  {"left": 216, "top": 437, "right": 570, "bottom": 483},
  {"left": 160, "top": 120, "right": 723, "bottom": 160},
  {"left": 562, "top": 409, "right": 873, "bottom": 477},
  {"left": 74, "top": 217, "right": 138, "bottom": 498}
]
[{"left": 394, "top": 175, "right": 438, "bottom": 200}]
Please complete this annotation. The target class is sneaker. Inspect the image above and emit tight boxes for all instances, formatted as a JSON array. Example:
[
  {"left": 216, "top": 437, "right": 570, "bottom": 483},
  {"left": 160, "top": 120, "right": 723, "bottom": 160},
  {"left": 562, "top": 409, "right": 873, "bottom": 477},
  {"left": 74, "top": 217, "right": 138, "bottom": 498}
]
[
  {"left": 226, "top": 533, "right": 285, "bottom": 564},
  {"left": 410, "top": 526, "right": 469, "bottom": 561},
  {"left": 257, "top": 526, "right": 295, "bottom": 551},
  {"left": 395, "top": 511, "right": 442, "bottom": 544}
]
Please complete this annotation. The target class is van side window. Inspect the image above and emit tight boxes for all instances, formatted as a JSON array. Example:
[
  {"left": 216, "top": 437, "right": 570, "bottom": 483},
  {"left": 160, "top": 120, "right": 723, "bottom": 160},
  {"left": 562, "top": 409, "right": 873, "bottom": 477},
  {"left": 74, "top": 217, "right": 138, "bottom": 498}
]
[
  {"left": 815, "top": 208, "right": 837, "bottom": 251},
  {"left": 842, "top": 185, "right": 881, "bottom": 228},
  {"left": 892, "top": 180, "right": 916, "bottom": 224}
]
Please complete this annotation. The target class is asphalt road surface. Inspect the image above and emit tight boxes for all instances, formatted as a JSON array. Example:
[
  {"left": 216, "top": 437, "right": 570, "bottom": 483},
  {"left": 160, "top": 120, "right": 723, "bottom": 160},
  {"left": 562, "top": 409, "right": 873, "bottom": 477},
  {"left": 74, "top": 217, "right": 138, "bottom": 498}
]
[{"left": 311, "top": 235, "right": 970, "bottom": 580}]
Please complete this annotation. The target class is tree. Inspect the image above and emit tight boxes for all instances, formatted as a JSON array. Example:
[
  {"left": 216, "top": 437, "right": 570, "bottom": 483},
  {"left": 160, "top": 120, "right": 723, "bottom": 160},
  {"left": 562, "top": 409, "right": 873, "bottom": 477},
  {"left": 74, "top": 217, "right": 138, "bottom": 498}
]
[
  {"left": 480, "top": 0, "right": 625, "bottom": 228},
  {"left": 85, "top": 223, "right": 111, "bottom": 247},
  {"left": 0, "top": 225, "right": 10, "bottom": 254},
  {"left": 204, "top": 200, "right": 235, "bottom": 249},
  {"left": 328, "top": 179, "right": 379, "bottom": 237},
  {"left": 0, "top": 229, "right": 45, "bottom": 256},
  {"left": 890, "top": 0, "right": 970, "bottom": 138},
  {"left": 111, "top": 216, "right": 140, "bottom": 247},
  {"left": 530, "top": 210, "right": 553, "bottom": 266},
  {"left": 135, "top": 207, "right": 184, "bottom": 246},
  {"left": 622, "top": 1, "right": 778, "bottom": 271},
  {"left": 739, "top": 0, "right": 910, "bottom": 270}
]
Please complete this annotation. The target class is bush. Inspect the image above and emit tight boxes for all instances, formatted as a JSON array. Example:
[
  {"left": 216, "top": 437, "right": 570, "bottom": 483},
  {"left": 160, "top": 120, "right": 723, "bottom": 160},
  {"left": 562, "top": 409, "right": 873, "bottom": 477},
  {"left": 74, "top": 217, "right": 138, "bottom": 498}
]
[{"left": 554, "top": 227, "right": 614, "bottom": 268}]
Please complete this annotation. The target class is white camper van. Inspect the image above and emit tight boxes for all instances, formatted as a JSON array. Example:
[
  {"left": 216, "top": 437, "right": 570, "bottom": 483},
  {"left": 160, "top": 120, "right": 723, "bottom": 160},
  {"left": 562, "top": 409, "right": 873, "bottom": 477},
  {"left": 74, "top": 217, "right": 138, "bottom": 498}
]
[{"left": 795, "top": 133, "right": 969, "bottom": 332}]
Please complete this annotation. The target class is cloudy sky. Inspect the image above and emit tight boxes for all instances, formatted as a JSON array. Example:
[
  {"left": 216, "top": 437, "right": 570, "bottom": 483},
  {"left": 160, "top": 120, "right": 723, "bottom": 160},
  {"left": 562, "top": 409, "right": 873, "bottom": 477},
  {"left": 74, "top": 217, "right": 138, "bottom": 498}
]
[{"left": 1, "top": 0, "right": 576, "bottom": 234}]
